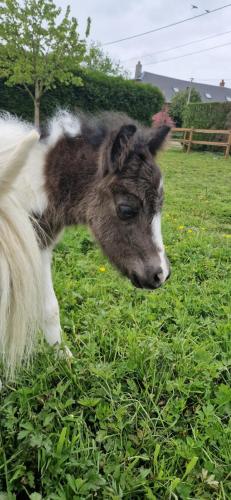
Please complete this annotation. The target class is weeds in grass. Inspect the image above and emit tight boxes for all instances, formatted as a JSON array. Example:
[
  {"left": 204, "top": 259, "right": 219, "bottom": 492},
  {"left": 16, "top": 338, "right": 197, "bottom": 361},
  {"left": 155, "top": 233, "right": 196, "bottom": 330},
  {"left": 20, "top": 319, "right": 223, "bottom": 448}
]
[{"left": 0, "top": 150, "right": 231, "bottom": 498}]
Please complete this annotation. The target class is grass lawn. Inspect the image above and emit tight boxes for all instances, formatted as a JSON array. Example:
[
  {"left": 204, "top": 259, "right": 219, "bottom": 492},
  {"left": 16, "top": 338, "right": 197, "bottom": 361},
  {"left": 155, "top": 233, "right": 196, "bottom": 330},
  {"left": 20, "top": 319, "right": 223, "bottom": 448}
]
[{"left": 0, "top": 149, "right": 231, "bottom": 499}]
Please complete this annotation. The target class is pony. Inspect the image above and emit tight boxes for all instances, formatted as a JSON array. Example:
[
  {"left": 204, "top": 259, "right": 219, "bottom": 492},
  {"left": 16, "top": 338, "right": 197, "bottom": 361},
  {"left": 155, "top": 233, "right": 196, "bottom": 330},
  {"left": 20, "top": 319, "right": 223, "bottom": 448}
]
[{"left": 0, "top": 110, "right": 170, "bottom": 379}]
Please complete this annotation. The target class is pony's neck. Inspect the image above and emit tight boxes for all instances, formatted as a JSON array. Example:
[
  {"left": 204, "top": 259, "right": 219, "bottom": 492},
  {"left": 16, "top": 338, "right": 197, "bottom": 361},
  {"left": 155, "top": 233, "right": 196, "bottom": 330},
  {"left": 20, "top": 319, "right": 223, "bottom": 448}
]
[
  {"left": 34, "top": 135, "right": 101, "bottom": 248},
  {"left": 44, "top": 135, "right": 99, "bottom": 226}
]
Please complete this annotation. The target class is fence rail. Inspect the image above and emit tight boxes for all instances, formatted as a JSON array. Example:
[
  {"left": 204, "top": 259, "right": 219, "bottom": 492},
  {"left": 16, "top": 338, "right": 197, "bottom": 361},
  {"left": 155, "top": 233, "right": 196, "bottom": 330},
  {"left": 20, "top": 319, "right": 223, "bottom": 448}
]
[{"left": 172, "top": 127, "right": 231, "bottom": 158}]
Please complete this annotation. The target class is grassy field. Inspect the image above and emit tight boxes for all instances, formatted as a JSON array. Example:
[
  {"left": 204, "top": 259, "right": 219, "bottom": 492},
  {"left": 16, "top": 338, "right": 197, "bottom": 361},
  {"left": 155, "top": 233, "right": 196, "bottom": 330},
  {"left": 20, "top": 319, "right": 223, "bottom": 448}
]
[{"left": 0, "top": 149, "right": 231, "bottom": 499}]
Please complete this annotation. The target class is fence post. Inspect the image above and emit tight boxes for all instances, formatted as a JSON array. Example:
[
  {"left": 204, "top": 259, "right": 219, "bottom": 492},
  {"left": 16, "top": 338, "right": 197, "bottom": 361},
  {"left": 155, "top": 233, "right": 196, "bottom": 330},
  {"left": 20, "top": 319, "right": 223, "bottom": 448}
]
[
  {"left": 225, "top": 130, "right": 231, "bottom": 159},
  {"left": 187, "top": 128, "right": 193, "bottom": 153}
]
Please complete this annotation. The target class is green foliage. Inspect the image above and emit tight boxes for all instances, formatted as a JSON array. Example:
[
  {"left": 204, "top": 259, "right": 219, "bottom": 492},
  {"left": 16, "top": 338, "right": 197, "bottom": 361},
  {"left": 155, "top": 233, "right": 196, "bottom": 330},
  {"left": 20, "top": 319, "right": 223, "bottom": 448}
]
[
  {"left": 225, "top": 109, "right": 231, "bottom": 129},
  {"left": 169, "top": 87, "right": 201, "bottom": 127},
  {"left": 183, "top": 102, "right": 231, "bottom": 152},
  {"left": 85, "top": 42, "right": 129, "bottom": 78},
  {"left": 0, "top": 71, "right": 164, "bottom": 126},
  {"left": 0, "top": 0, "right": 88, "bottom": 125},
  {"left": 183, "top": 101, "right": 231, "bottom": 129},
  {"left": 0, "top": 0, "right": 160, "bottom": 126},
  {"left": 71, "top": 71, "right": 164, "bottom": 125},
  {"left": 0, "top": 150, "right": 231, "bottom": 498}
]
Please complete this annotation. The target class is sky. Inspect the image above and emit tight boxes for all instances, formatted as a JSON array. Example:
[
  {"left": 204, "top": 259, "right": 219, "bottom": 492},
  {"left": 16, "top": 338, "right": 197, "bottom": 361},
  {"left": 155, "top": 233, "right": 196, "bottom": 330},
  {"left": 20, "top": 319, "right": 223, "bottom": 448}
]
[{"left": 55, "top": 0, "right": 231, "bottom": 87}]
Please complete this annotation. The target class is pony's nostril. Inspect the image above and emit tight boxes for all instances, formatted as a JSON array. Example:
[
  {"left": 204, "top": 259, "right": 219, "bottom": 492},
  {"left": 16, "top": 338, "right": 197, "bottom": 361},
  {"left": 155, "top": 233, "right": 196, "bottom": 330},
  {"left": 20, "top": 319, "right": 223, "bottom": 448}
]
[
  {"left": 153, "top": 274, "right": 161, "bottom": 287},
  {"left": 131, "top": 267, "right": 168, "bottom": 290},
  {"left": 153, "top": 267, "right": 163, "bottom": 286}
]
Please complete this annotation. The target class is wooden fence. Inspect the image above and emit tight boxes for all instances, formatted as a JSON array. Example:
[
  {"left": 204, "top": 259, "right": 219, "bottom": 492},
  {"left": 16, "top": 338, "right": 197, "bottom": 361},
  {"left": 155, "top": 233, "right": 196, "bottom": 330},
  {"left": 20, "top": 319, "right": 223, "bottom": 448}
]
[{"left": 172, "top": 127, "right": 231, "bottom": 158}]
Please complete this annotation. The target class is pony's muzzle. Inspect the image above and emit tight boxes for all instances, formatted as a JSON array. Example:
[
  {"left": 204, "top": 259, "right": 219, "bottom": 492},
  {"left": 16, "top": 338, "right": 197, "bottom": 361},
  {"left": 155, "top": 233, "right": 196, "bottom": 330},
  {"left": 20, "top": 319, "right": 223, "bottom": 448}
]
[{"left": 130, "top": 265, "right": 171, "bottom": 290}]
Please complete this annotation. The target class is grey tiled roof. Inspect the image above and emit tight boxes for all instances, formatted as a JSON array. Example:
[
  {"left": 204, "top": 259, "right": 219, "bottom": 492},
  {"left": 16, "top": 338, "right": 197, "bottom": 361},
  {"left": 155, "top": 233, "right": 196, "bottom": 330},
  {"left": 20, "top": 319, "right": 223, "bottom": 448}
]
[{"left": 141, "top": 72, "right": 231, "bottom": 103}]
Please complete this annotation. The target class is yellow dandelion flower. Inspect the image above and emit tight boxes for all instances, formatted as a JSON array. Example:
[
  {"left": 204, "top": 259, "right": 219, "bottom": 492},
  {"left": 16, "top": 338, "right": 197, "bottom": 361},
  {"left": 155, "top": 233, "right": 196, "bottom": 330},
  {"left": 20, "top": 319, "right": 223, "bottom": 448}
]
[
  {"left": 178, "top": 225, "right": 184, "bottom": 230},
  {"left": 99, "top": 266, "right": 106, "bottom": 272},
  {"left": 187, "top": 229, "right": 193, "bottom": 233},
  {"left": 224, "top": 234, "right": 231, "bottom": 239}
]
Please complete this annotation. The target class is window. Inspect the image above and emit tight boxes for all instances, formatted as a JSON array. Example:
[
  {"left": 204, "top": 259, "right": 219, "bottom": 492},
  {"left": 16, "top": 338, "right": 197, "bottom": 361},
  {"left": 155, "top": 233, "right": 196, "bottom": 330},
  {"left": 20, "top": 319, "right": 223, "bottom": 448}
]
[
  {"left": 205, "top": 93, "right": 212, "bottom": 99},
  {"left": 226, "top": 96, "right": 231, "bottom": 102},
  {"left": 173, "top": 87, "right": 179, "bottom": 93}
]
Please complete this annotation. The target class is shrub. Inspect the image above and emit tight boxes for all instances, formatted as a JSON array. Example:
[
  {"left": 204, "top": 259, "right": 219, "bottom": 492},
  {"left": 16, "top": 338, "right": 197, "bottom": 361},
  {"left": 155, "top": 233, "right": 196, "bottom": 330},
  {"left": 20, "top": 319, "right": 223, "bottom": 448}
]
[
  {"left": 169, "top": 88, "right": 201, "bottom": 127},
  {"left": 183, "top": 102, "right": 231, "bottom": 152},
  {"left": 183, "top": 101, "right": 231, "bottom": 130},
  {"left": 0, "top": 71, "right": 164, "bottom": 126}
]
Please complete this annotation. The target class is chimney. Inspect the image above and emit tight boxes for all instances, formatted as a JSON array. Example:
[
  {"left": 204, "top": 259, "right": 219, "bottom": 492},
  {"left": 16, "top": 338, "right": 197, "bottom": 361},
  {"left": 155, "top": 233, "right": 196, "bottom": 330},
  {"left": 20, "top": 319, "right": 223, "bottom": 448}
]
[
  {"left": 135, "top": 61, "right": 142, "bottom": 80},
  {"left": 220, "top": 79, "right": 225, "bottom": 87}
]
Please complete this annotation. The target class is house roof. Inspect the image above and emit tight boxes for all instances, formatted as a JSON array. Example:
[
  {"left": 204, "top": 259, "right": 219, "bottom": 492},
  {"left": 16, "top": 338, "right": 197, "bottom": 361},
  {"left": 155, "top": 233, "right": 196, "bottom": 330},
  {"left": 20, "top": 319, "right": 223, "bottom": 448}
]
[{"left": 140, "top": 71, "right": 231, "bottom": 103}]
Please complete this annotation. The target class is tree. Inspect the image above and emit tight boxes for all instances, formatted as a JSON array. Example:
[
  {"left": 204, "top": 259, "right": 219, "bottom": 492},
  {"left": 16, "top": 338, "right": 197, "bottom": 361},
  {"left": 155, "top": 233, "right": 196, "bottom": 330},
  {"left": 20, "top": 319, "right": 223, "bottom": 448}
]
[
  {"left": 85, "top": 42, "right": 130, "bottom": 78},
  {"left": 0, "top": 0, "right": 90, "bottom": 127},
  {"left": 169, "top": 87, "right": 201, "bottom": 127}
]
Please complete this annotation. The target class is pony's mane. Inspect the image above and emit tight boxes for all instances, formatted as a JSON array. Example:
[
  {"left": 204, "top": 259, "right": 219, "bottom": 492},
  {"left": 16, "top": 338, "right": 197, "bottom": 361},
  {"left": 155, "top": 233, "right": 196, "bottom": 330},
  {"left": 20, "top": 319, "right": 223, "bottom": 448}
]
[
  {"left": 0, "top": 129, "right": 42, "bottom": 379},
  {"left": 41, "top": 109, "right": 141, "bottom": 148}
]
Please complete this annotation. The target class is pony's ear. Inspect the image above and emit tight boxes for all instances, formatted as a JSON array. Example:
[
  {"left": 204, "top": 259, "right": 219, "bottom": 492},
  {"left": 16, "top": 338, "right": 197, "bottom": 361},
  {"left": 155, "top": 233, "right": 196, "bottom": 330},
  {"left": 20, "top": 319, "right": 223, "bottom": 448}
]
[
  {"left": 109, "top": 124, "right": 137, "bottom": 173},
  {"left": 148, "top": 125, "right": 171, "bottom": 155}
]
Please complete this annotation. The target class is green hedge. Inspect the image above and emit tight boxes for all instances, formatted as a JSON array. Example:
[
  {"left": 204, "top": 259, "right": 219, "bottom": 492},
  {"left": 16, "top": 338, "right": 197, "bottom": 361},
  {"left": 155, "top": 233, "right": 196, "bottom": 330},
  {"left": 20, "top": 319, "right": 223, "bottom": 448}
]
[
  {"left": 183, "top": 102, "right": 231, "bottom": 129},
  {"left": 183, "top": 102, "right": 231, "bottom": 152},
  {"left": 0, "top": 70, "right": 164, "bottom": 126}
]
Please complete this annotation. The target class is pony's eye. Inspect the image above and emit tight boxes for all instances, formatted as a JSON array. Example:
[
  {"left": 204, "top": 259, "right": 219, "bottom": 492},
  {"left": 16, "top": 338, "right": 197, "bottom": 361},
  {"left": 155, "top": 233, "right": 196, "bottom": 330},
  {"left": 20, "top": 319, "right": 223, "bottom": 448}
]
[{"left": 117, "top": 204, "right": 138, "bottom": 220}]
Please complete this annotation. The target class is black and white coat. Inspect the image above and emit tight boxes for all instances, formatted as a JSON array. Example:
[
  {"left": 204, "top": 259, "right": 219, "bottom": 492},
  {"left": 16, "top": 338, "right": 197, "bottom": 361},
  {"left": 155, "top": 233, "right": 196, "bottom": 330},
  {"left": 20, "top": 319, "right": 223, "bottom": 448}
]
[{"left": 0, "top": 110, "right": 170, "bottom": 379}]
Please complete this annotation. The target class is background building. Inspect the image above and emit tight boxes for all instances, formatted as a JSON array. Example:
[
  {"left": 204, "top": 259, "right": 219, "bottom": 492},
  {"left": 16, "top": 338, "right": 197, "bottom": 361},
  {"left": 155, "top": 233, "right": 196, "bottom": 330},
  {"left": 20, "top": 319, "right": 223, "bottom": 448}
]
[{"left": 135, "top": 62, "right": 231, "bottom": 103}]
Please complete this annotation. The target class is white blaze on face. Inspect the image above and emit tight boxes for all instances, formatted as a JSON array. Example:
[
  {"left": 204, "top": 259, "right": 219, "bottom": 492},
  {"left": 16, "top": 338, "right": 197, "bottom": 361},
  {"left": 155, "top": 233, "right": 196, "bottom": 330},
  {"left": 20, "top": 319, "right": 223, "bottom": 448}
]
[
  {"left": 158, "top": 176, "right": 163, "bottom": 192},
  {"left": 151, "top": 212, "right": 169, "bottom": 282}
]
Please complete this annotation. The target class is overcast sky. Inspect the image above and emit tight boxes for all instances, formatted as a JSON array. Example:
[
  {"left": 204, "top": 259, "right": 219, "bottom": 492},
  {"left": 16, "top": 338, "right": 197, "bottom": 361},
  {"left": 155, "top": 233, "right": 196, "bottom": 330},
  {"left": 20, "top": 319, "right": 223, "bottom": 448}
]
[{"left": 55, "top": 0, "right": 231, "bottom": 87}]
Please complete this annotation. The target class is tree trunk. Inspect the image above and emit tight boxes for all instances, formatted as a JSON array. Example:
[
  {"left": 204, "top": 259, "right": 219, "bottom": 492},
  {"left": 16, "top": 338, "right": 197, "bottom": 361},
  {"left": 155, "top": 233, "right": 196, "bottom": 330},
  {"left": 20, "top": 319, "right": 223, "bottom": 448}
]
[
  {"left": 34, "top": 99, "right": 40, "bottom": 129},
  {"left": 34, "top": 81, "right": 40, "bottom": 129}
]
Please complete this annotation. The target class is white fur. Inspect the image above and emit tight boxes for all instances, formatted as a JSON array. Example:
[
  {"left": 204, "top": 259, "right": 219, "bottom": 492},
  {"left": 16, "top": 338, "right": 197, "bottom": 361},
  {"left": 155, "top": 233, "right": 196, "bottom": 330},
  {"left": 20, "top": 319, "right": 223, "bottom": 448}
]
[
  {"left": 0, "top": 113, "right": 48, "bottom": 215},
  {"left": 41, "top": 248, "right": 62, "bottom": 346},
  {"left": 0, "top": 113, "right": 75, "bottom": 380},
  {"left": 46, "top": 110, "right": 81, "bottom": 147},
  {"left": 0, "top": 131, "right": 43, "bottom": 379},
  {"left": 41, "top": 248, "right": 73, "bottom": 359},
  {"left": 158, "top": 177, "right": 163, "bottom": 192},
  {"left": 0, "top": 110, "right": 82, "bottom": 214},
  {"left": 0, "top": 129, "right": 39, "bottom": 196},
  {"left": 0, "top": 113, "right": 33, "bottom": 150},
  {"left": 151, "top": 213, "right": 169, "bottom": 282}
]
